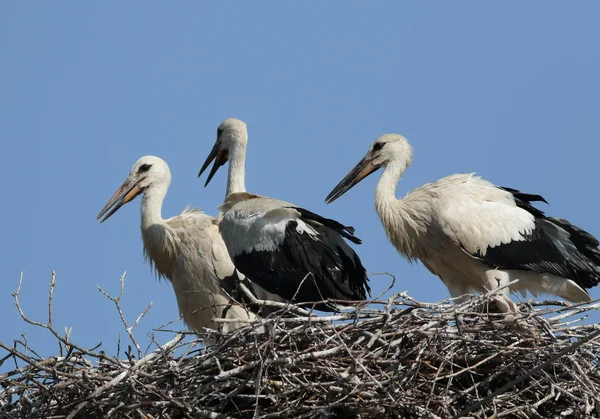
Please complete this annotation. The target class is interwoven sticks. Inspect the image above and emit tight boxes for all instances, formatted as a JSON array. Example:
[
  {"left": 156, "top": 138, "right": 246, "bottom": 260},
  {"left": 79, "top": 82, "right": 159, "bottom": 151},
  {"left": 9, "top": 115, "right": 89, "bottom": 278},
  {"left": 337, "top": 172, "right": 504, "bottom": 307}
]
[{"left": 2, "top": 273, "right": 600, "bottom": 418}]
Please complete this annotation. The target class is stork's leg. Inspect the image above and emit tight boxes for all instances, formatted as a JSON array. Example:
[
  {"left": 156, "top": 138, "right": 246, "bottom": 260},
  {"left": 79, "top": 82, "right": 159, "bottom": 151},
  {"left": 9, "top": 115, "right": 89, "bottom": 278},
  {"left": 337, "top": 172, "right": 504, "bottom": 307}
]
[
  {"left": 483, "top": 270, "right": 520, "bottom": 314},
  {"left": 483, "top": 270, "right": 536, "bottom": 336}
]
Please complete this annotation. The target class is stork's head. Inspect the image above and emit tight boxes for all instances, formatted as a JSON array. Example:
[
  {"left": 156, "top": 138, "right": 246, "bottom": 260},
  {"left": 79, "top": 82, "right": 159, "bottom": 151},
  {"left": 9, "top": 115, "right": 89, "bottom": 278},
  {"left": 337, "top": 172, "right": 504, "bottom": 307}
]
[
  {"left": 325, "top": 134, "right": 412, "bottom": 204},
  {"left": 97, "top": 156, "right": 171, "bottom": 223},
  {"left": 198, "top": 118, "right": 248, "bottom": 186}
]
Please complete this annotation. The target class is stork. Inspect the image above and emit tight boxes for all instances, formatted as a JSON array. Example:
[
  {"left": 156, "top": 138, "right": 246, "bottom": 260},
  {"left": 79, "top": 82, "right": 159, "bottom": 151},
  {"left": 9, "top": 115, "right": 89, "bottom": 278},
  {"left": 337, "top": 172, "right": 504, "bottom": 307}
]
[
  {"left": 97, "top": 155, "right": 257, "bottom": 337},
  {"left": 326, "top": 134, "right": 600, "bottom": 312},
  {"left": 198, "top": 118, "right": 371, "bottom": 311}
]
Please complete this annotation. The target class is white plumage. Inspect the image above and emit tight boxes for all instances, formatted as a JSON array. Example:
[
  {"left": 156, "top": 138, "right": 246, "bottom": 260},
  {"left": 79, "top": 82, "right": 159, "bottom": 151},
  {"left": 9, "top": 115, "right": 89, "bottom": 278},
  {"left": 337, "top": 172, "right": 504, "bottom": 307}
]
[
  {"left": 219, "top": 198, "right": 320, "bottom": 255},
  {"left": 97, "top": 156, "right": 256, "bottom": 337},
  {"left": 326, "top": 134, "right": 600, "bottom": 311},
  {"left": 198, "top": 119, "right": 371, "bottom": 311}
]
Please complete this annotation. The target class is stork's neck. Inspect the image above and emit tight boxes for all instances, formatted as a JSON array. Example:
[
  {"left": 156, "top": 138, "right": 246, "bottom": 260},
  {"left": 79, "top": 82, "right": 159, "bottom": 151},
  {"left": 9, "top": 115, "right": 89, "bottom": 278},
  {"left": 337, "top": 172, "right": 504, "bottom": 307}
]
[
  {"left": 226, "top": 143, "right": 247, "bottom": 196},
  {"left": 141, "top": 184, "right": 167, "bottom": 230},
  {"left": 139, "top": 181, "right": 178, "bottom": 280},
  {"left": 375, "top": 160, "right": 406, "bottom": 206},
  {"left": 375, "top": 160, "right": 425, "bottom": 259}
]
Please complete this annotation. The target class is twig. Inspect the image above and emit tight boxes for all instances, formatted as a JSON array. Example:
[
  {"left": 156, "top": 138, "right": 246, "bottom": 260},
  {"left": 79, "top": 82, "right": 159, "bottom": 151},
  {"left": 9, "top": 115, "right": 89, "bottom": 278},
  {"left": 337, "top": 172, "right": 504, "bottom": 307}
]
[
  {"left": 96, "top": 272, "right": 151, "bottom": 359},
  {"left": 454, "top": 327, "right": 600, "bottom": 418},
  {"left": 4, "top": 271, "right": 600, "bottom": 419}
]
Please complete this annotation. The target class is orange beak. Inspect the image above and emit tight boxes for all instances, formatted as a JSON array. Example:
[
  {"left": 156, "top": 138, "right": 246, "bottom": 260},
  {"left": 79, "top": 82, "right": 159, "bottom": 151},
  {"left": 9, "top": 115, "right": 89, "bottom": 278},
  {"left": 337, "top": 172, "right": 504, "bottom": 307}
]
[
  {"left": 325, "top": 155, "right": 381, "bottom": 204},
  {"left": 97, "top": 177, "right": 143, "bottom": 223}
]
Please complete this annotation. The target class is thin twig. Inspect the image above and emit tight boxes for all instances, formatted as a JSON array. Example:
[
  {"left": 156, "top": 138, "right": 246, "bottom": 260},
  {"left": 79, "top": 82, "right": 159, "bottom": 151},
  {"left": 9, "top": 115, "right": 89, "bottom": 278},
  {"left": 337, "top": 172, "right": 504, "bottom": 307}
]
[{"left": 3, "top": 271, "right": 600, "bottom": 419}]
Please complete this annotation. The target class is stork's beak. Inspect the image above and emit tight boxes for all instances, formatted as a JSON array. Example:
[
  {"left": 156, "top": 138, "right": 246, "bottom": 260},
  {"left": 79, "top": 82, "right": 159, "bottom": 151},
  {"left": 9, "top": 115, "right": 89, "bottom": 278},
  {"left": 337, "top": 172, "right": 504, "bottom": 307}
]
[
  {"left": 198, "top": 141, "right": 228, "bottom": 187},
  {"left": 325, "top": 155, "right": 380, "bottom": 204},
  {"left": 97, "top": 177, "right": 143, "bottom": 223}
]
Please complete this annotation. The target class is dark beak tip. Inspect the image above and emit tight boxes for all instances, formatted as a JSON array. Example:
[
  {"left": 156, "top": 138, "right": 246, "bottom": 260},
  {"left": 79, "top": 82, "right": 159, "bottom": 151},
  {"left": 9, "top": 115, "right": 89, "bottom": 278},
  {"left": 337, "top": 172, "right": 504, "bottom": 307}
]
[{"left": 197, "top": 165, "right": 208, "bottom": 178}]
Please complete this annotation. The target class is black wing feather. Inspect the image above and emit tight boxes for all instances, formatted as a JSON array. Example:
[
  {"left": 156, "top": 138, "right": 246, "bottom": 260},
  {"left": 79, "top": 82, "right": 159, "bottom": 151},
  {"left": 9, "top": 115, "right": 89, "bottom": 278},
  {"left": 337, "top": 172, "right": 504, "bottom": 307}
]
[
  {"left": 220, "top": 271, "right": 278, "bottom": 317},
  {"left": 233, "top": 213, "right": 370, "bottom": 312},
  {"left": 474, "top": 187, "right": 600, "bottom": 290},
  {"left": 497, "top": 186, "right": 548, "bottom": 218},
  {"left": 289, "top": 206, "right": 362, "bottom": 244}
]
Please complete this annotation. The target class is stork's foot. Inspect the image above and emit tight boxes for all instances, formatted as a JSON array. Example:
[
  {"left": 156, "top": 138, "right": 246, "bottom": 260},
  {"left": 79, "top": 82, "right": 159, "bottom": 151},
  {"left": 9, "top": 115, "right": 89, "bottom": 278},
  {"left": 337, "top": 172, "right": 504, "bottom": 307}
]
[
  {"left": 505, "top": 315, "right": 540, "bottom": 338},
  {"left": 492, "top": 295, "right": 521, "bottom": 314},
  {"left": 492, "top": 295, "right": 537, "bottom": 337}
]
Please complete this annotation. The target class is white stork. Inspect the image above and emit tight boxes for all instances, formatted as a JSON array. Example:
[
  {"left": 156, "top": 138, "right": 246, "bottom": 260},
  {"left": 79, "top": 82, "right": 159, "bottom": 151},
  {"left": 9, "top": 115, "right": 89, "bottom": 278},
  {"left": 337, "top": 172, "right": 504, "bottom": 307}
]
[
  {"left": 198, "top": 118, "right": 371, "bottom": 311},
  {"left": 97, "top": 155, "right": 257, "bottom": 336},
  {"left": 325, "top": 134, "right": 600, "bottom": 312}
]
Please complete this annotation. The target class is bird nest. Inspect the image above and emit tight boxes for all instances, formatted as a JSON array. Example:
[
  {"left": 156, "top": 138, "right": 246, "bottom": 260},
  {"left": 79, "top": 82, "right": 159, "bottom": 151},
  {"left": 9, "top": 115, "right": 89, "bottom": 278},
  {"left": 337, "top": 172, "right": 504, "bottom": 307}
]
[{"left": 2, "top": 273, "right": 600, "bottom": 419}]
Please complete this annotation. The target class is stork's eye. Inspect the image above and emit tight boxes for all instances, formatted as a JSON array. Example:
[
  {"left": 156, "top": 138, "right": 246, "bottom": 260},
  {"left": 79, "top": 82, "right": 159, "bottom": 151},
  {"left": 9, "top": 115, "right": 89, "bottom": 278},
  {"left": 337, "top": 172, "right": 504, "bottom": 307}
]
[
  {"left": 373, "top": 142, "right": 386, "bottom": 152},
  {"left": 138, "top": 164, "right": 152, "bottom": 173},
  {"left": 217, "top": 127, "right": 224, "bottom": 137}
]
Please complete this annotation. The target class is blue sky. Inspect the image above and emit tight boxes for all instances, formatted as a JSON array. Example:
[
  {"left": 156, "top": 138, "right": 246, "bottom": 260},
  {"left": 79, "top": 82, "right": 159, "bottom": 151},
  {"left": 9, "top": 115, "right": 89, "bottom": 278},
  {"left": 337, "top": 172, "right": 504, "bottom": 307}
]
[{"left": 1, "top": 2, "right": 599, "bottom": 356}]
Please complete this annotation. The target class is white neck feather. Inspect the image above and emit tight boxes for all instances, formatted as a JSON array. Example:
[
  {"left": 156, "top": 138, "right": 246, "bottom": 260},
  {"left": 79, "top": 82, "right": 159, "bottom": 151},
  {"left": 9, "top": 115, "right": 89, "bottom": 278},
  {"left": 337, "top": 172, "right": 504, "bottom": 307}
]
[
  {"left": 226, "top": 142, "right": 247, "bottom": 196},
  {"left": 375, "top": 159, "right": 428, "bottom": 260},
  {"left": 140, "top": 181, "right": 178, "bottom": 279},
  {"left": 141, "top": 183, "right": 167, "bottom": 230}
]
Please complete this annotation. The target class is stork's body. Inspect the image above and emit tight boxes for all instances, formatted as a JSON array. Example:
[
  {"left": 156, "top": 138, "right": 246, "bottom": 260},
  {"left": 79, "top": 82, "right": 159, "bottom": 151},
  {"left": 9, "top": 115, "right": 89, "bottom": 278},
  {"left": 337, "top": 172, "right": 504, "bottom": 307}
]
[
  {"left": 326, "top": 134, "right": 600, "bottom": 310},
  {"left": 98, "top": 156, "right": 255, "bottom": 336},
  {"left": 199, "top": 119, "right": 371, "bottom": 311}
]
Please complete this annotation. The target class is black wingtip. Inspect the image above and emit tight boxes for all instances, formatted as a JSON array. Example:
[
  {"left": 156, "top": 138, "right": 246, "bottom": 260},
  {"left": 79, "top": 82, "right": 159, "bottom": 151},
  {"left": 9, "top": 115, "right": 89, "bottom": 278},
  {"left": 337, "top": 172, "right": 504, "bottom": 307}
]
[
  {"left": 548, "top": 217, "right": 600, "bottom": 265},
  {"left": 345, "top": 230, "right": 362, "bottom": 245}
]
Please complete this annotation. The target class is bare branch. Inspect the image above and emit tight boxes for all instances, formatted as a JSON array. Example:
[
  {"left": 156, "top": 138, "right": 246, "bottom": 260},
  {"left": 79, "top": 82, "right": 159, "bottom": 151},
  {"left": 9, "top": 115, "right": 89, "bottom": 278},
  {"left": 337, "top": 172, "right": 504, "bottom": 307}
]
[
  {"left": 96, "top": 272, "right": 151, "bottom": 359},
  {"left": 3, "top": 271, "right": 600, "bottom": 418}
]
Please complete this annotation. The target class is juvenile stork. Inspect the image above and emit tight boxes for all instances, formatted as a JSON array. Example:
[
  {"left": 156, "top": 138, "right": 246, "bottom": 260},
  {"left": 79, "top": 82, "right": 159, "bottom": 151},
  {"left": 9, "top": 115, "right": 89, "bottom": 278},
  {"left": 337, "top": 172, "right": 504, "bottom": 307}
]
[
  {"left": 97, "top": 155, "right": 256, "bottom": 336},
  {"left": 326, "top": 134, "right": 600, "bottom": 312},
  {"left": 198, "top": 118, "right": 370, "bottom": 311}
]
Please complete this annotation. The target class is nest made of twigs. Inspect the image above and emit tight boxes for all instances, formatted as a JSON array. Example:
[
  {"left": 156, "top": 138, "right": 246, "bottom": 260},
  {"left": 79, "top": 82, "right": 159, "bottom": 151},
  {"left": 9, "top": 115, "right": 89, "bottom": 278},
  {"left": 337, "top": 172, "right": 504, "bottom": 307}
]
[{"left": 2, "top": 272, "right": 600, "bottom": 419}]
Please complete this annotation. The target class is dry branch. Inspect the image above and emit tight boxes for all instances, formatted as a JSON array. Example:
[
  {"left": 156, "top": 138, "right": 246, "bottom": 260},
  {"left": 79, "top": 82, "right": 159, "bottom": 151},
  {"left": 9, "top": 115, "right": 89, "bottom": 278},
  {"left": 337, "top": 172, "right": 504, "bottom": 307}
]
[{"left": 2, "top": 272, "right": 600, "bottom": 418}]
